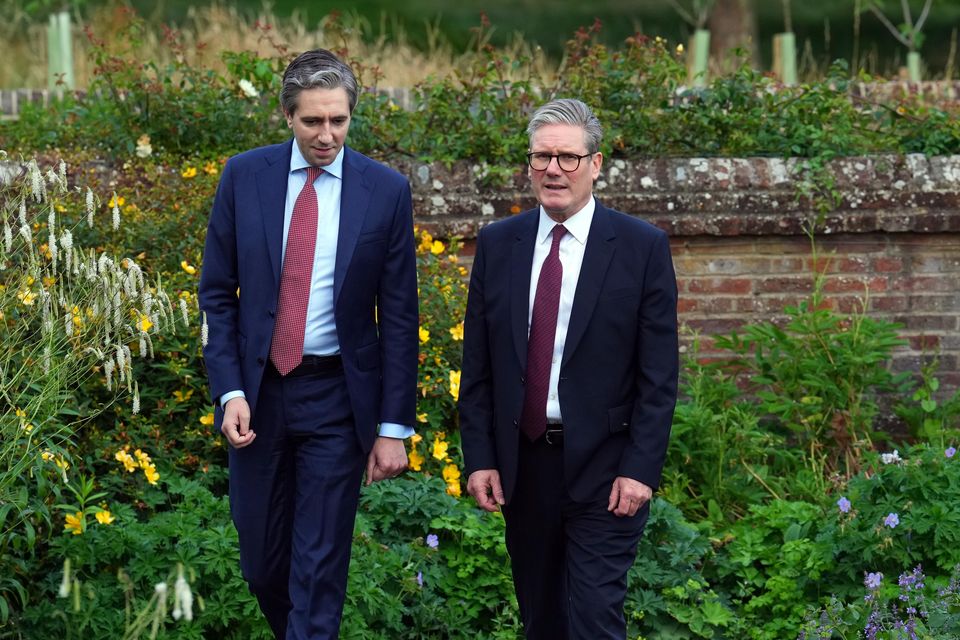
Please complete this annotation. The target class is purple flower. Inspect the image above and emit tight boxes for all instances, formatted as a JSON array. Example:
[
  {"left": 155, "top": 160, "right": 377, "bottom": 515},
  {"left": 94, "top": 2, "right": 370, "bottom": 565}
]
[
  {"left": 416, "top": 571, "right": 423, "bottom": 587},
  {"left": 865, "top": 572, "right": 883, "bottom": 590},
  {"left": 946, "top": 447, "right": 957, "bottom": 459},
  {"left": 884, "top": 512, "right": 900, "bottom": 528},
  {"left": 837, "top": 496, "right": 851, "bottom": 513},
  {"left": 426, "top": 533, "right": 439, "bottom": 549}
]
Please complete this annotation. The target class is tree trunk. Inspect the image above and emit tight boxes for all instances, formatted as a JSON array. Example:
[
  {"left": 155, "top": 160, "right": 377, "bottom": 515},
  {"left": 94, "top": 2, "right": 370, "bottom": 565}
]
[{"left": 708, "top": 0, "right": 759, "bottom": 71}]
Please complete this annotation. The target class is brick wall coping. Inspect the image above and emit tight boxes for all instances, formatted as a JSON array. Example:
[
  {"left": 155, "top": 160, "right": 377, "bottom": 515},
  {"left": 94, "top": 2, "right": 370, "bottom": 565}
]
[{"left": 398, "top": 154, "right": 960, "bottom": 240}]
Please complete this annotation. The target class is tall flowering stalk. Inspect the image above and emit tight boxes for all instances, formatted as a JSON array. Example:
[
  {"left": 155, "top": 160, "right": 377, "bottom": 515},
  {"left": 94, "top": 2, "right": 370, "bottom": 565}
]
[{"left": 0, "top": 155, "right": 175, "bottom": 517}]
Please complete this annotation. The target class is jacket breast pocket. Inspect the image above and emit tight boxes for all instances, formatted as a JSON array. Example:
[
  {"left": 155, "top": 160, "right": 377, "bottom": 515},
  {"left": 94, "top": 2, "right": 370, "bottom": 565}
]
[
  {"left": 600, "top": 286, "right": 639, "bottom": 301},
  {"left": 357, "top": 229, "right": 387, "bottom": 246}
]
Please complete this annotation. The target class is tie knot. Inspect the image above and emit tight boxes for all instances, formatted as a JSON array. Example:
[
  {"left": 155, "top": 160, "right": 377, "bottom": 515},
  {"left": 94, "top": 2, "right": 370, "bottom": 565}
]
[
  {"left": 552, "top": 224, "right": 567, "bottom": 244},
  {"left": 305, "top": 166, "right": 323, "bottom": 183}
]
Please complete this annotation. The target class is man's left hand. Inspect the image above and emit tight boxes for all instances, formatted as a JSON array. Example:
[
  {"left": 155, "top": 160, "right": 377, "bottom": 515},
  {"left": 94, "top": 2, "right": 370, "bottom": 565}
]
[
  {"left": 365, "top": 436, "right": 408, "bottom": 485},
  {"left": 607, "top": 476, "right": 653, "bottom": 517}
]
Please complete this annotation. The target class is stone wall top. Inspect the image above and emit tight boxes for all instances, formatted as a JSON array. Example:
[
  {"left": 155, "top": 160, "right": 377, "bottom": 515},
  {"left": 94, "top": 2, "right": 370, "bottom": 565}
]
[{"left": 400, "top": 154, "right": 960, "bottom": 239}]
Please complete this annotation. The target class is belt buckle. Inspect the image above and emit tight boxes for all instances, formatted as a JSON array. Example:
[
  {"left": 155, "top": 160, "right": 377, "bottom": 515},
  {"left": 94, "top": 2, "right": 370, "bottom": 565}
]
[{"left": 544, "top": 428, "right": 563, "bottom": 445}]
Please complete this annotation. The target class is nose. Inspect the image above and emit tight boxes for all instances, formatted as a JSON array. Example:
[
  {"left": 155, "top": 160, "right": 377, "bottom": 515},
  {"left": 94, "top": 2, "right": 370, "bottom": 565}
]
[
  {"left": 316, "top": 124, "right": 333, "bottom": 143},
  {"left": 545, "top": 156, "right": 563, "bottom": 176}
]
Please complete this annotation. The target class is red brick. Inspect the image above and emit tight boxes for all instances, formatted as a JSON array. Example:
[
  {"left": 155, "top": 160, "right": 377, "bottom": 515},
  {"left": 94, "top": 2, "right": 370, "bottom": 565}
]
[
  {"left": 890, "top": 315, "right": 958, "bottom": 331},
  {"left": 678, "top": 297, "right": 736, "bottom": 314},
  {"left": 907, "top": 335, "right": 941, "bottom": 350},
  {"left": 870, "top": 296, "right": 909, "bottom": 312},
  {"left": 822, "top": 276, "right": 887, "bottom": 294},
  {"left": 907, "top": 296, "right": 960, "bottom": 312},
  {"left": 873, "top": 257, "right": 904, "bottom": 273},
  {"left": 686, "top": 278, "right": 754, "bottom": 294},
  {"left": 754, "top": 277, "right": 814, "bottom": 294},
  {"left": 890, "top": 276, "right": 960, "bottom": 293}
]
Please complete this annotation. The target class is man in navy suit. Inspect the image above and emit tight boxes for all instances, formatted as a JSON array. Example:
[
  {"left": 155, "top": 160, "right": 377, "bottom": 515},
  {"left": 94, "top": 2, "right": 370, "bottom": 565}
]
[
  {"left": 459, "top": 98, "right": 679, "bottom": 639},
  {"left": 199, "top": 49, "right": 417, "bottom": 639}
]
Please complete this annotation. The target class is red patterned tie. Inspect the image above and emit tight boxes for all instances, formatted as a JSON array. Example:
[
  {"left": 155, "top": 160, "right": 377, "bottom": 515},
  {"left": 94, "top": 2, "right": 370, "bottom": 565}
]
[
  {"left": 270, "top": 166, "right": 322, "bottom": 375},
  {"left": 519, "top": 224, "right": 567, "bottom": 441}
]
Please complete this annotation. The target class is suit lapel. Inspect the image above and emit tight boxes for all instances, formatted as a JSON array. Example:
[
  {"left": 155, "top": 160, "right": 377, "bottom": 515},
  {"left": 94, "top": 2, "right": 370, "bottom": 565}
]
[
  {"left": 335, "top": 147, "right": 371, "bottom": 304},
  {"left": 562, "top": 204, "right": 616, "bottom": 367},
  {"left": 510, "top": 212, "right": 539, "bottom": 369},
  {"left": 256, "top": 142, "right": 294, "bottom": 287}
]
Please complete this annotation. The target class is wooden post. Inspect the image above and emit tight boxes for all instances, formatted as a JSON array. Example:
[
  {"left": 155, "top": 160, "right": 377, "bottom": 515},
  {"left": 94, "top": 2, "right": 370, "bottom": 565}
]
[
  {"left": 773, "top": 32, "right": 797, "bottom": 85},
  {"left": 688, "top": 29, "right": 711, "bottom": 87},
  {"left": 46, "top": 11, "right": 75, "bottom": 90}
]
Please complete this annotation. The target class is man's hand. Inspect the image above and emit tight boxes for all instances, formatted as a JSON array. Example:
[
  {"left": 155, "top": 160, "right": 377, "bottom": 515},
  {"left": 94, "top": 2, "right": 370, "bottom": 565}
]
[
  {"left": 221, "top": 397, "right": 255, "bottom": 448},
  {"left": 467, "top": 469, "right": 505, "bottom": 512},
  {"left": 607, "top": 476, "right": 652, "bottom": 517},
  {"left": 365, "top": 436, "right": 408, "bottom": 485}
]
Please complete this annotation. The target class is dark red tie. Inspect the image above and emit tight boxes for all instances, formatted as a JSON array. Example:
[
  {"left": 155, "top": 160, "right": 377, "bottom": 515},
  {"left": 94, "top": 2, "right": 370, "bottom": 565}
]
[
  {"left": 270, "top": 166, "right": 322, "bottom": 375},
  {"left": 519, "top": 224, "right": 567, "bottom": 441}
]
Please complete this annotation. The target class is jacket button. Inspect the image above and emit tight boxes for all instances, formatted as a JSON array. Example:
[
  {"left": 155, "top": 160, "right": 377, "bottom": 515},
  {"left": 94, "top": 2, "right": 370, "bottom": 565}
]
[
  {"left": 268, "top": 309, "right": 275, "bottom": 317},
  {"left": 256, "top": 357, "right": 264, "bottom": 365},
  {"left": 513, "top": 420, "right": 519, "bottom": 428},
  {"left": 520, "top": 376, "right": 525, "bottom": 384}
]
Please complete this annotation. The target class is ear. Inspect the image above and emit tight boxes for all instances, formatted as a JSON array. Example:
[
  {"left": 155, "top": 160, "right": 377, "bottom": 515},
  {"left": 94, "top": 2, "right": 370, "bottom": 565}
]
[
  {"left": 284, "top": 110, "right": 294, "bottom": 129},
  {"left": 590, "top": 152, "right": 603, "bottom": 181}
]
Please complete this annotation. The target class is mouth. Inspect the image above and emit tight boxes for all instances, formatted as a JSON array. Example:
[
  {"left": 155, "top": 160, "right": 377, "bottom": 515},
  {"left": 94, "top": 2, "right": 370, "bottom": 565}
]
[{"left": 543, "top": 184, "right": 567, "bottom": 191}]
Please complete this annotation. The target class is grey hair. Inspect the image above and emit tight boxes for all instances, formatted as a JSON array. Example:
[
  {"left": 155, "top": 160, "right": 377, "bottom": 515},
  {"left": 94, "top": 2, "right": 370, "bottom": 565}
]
[
  {"left": 280, "top": 49, "right": 359, "bottom": 115},
  {"left": 526, "top": 98, "right": 602, "bottom": 154}
]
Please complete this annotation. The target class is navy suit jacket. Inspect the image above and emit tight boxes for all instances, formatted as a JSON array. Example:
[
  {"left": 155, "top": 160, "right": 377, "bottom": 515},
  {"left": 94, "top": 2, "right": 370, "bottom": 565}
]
[
  {"left": 198, "top": 142, "right": 418, "bottom": 453},
  {"left": 459, "top": 202, "right": 679, "bottom": 503}
]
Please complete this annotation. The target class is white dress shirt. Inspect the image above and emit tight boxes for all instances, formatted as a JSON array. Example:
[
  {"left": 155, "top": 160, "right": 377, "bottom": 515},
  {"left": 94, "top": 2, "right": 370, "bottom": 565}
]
[{"left": 528, "top": 197, "right": 595, "bottom": 423}]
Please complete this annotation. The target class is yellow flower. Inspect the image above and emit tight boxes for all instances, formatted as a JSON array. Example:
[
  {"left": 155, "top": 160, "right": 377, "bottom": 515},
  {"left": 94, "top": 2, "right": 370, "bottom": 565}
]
[
  {"left": 115, "top": 449, "right": 138, "bottom": 473},
  {"left": 449, "top": 322, "right": 464, "bottom": 341},
  {"left": 203, "top": 161, "right": 219, "bottom": 176},
  {"left": 134, "top": 449, "right": 153, "bottom": 466},
  {"left": 17, "top": 289, "right": 36, "bottom": 305},
  {"left": 432, "top": 437, "right": 449, "bottom": 461},
  {"left": 181, "top": 167, "right": 198, "bottom": 179},
  {"left": 55, "top": 204, "right": 66, "bottom": 213},
  {"left": 446, "top": 481, "right": 462, "bottom": 498},
  {"left": 416, "top": 413, "right": 428, "bottom": 423},
  {"left": 408, "top": 448, "right": 425, "bottom": 471},
  {"left": 419, "top": 327, "right": 430, "bottom": 344},
  {"left": 42, "top": 276, "right": 56, "bottom": 288},
  {"left": 95, "top": 510, "right": 115, "bottom": 525},
  {"left": 449, "top": 370, "right": 461, "bottom": 402},
  {"left": 55, "top": 456, "right": 70, "bottom": 472},
  {"left": 173, "top": 388, "right": 194, "bottom": 403},
  {"left": 22, "top": 423, "right": 33, "bottom": 434},
  {"left": 64, "top": 512, "right": 84, "bottom": 535},
  {"left": 42, "top": 451, "right": 55, "bottom": 462},
  {"left": 123, "top": 203, "right": 138, "bottom": 214},
  {"left": 442, "top": 463, "right": 460, "bottom": 484},
  {"left": 107, "top": 195, "right": 125, "bottom": 208},
  {"left": 430, "top": 240, "right": 445, "bottom": 255},
  {"left": 200, "top": 412, "right": 215, "bottom": 426},
  {"left": 181, "top": 260, "right": 197, "bottom": 275},
  {"left": 15, "top": 409, "right": 25, "bottom": 418},
  {"left": 676, "top": 43, "right": 685, "bottom": 54},
  {"left": 136, "top": 313, "right": 153, "bottom": 332},
  {"left": 144, "top": 465, "right": 160, "bottom": 485},
  {"left": 896, "top": 105, "right": 907, "bottom": 116}
]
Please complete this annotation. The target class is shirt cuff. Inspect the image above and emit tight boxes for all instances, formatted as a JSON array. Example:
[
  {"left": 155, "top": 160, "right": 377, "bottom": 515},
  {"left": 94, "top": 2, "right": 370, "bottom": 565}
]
[
  {"left": 220, "top": 390, "right": 245, "bottom": 407},
  {"left": 378, "top": 422, "right": 415, "bottom": 439}
]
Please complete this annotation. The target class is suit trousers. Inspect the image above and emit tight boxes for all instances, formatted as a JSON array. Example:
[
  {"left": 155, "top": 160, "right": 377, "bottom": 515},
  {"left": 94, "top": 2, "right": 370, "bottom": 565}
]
[
  {"left": 228, "top": 363, "right": 365, "bottom": 640},
  {"left": 502, "top": 435, "right": 649, "bottom": 640}
]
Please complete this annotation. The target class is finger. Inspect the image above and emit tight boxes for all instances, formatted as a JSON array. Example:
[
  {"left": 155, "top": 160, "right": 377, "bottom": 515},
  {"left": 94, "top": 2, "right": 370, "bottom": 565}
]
[
  {"left": 607, "top": 484, "right": 621, "bottom": 512},
  {"left": 365, "top": 454, "right": 377, "bottom": 486},
  {"left": 491, "top": 477, "right": 505, "bottom": 506}
]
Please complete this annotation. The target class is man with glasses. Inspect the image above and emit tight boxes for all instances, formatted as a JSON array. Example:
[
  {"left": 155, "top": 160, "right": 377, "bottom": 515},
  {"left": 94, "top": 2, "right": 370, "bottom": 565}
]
[{"left": 459, "top": 98, "right": 679, "bottom": 639}]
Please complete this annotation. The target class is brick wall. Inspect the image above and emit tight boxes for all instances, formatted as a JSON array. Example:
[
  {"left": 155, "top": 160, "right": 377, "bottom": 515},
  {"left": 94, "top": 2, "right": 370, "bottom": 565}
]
[{"left": 400, "top": 154, "right": 960, "bottom": 392}]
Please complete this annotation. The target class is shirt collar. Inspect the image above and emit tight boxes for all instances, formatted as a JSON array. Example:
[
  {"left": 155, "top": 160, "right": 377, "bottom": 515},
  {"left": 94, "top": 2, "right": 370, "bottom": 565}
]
[
  {"left": 289, "top": 141, "right": 345, "bottom": 180},
  {"left": 537, "top": 197, "right": 595, "bottom": 245}
]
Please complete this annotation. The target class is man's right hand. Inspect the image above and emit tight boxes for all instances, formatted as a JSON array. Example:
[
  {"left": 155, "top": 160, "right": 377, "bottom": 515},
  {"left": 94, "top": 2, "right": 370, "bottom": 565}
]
[
  {"left": 466, "top": 469, "right": 505, "bottom": 512},
  {"left": 222, "top": 397, "right": 255, "bottom": 448}
]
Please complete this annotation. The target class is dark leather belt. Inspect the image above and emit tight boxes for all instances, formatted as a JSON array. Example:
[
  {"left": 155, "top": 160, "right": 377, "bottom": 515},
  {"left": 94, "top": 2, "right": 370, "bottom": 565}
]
[
  {"left": 267, "top": 354, "right": 342, "bottom": 378},
  {"left": 544, "top": 424, "right": 564, "bottom": 446}
]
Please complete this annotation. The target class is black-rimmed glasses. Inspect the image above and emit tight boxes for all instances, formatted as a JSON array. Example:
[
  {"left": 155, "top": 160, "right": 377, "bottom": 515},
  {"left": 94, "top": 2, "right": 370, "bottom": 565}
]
[{"left": 526, "top": 152, "right": 593, "bottom": 172}]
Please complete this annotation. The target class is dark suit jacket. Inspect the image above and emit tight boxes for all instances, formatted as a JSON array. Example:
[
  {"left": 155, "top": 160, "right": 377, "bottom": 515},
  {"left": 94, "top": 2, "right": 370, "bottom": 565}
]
[
  {"left": 198, "top": 142, "right": 418, "bottom": 454},
  {"left": 459, "top": 201, "right": 679, "bottom": 503}
]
